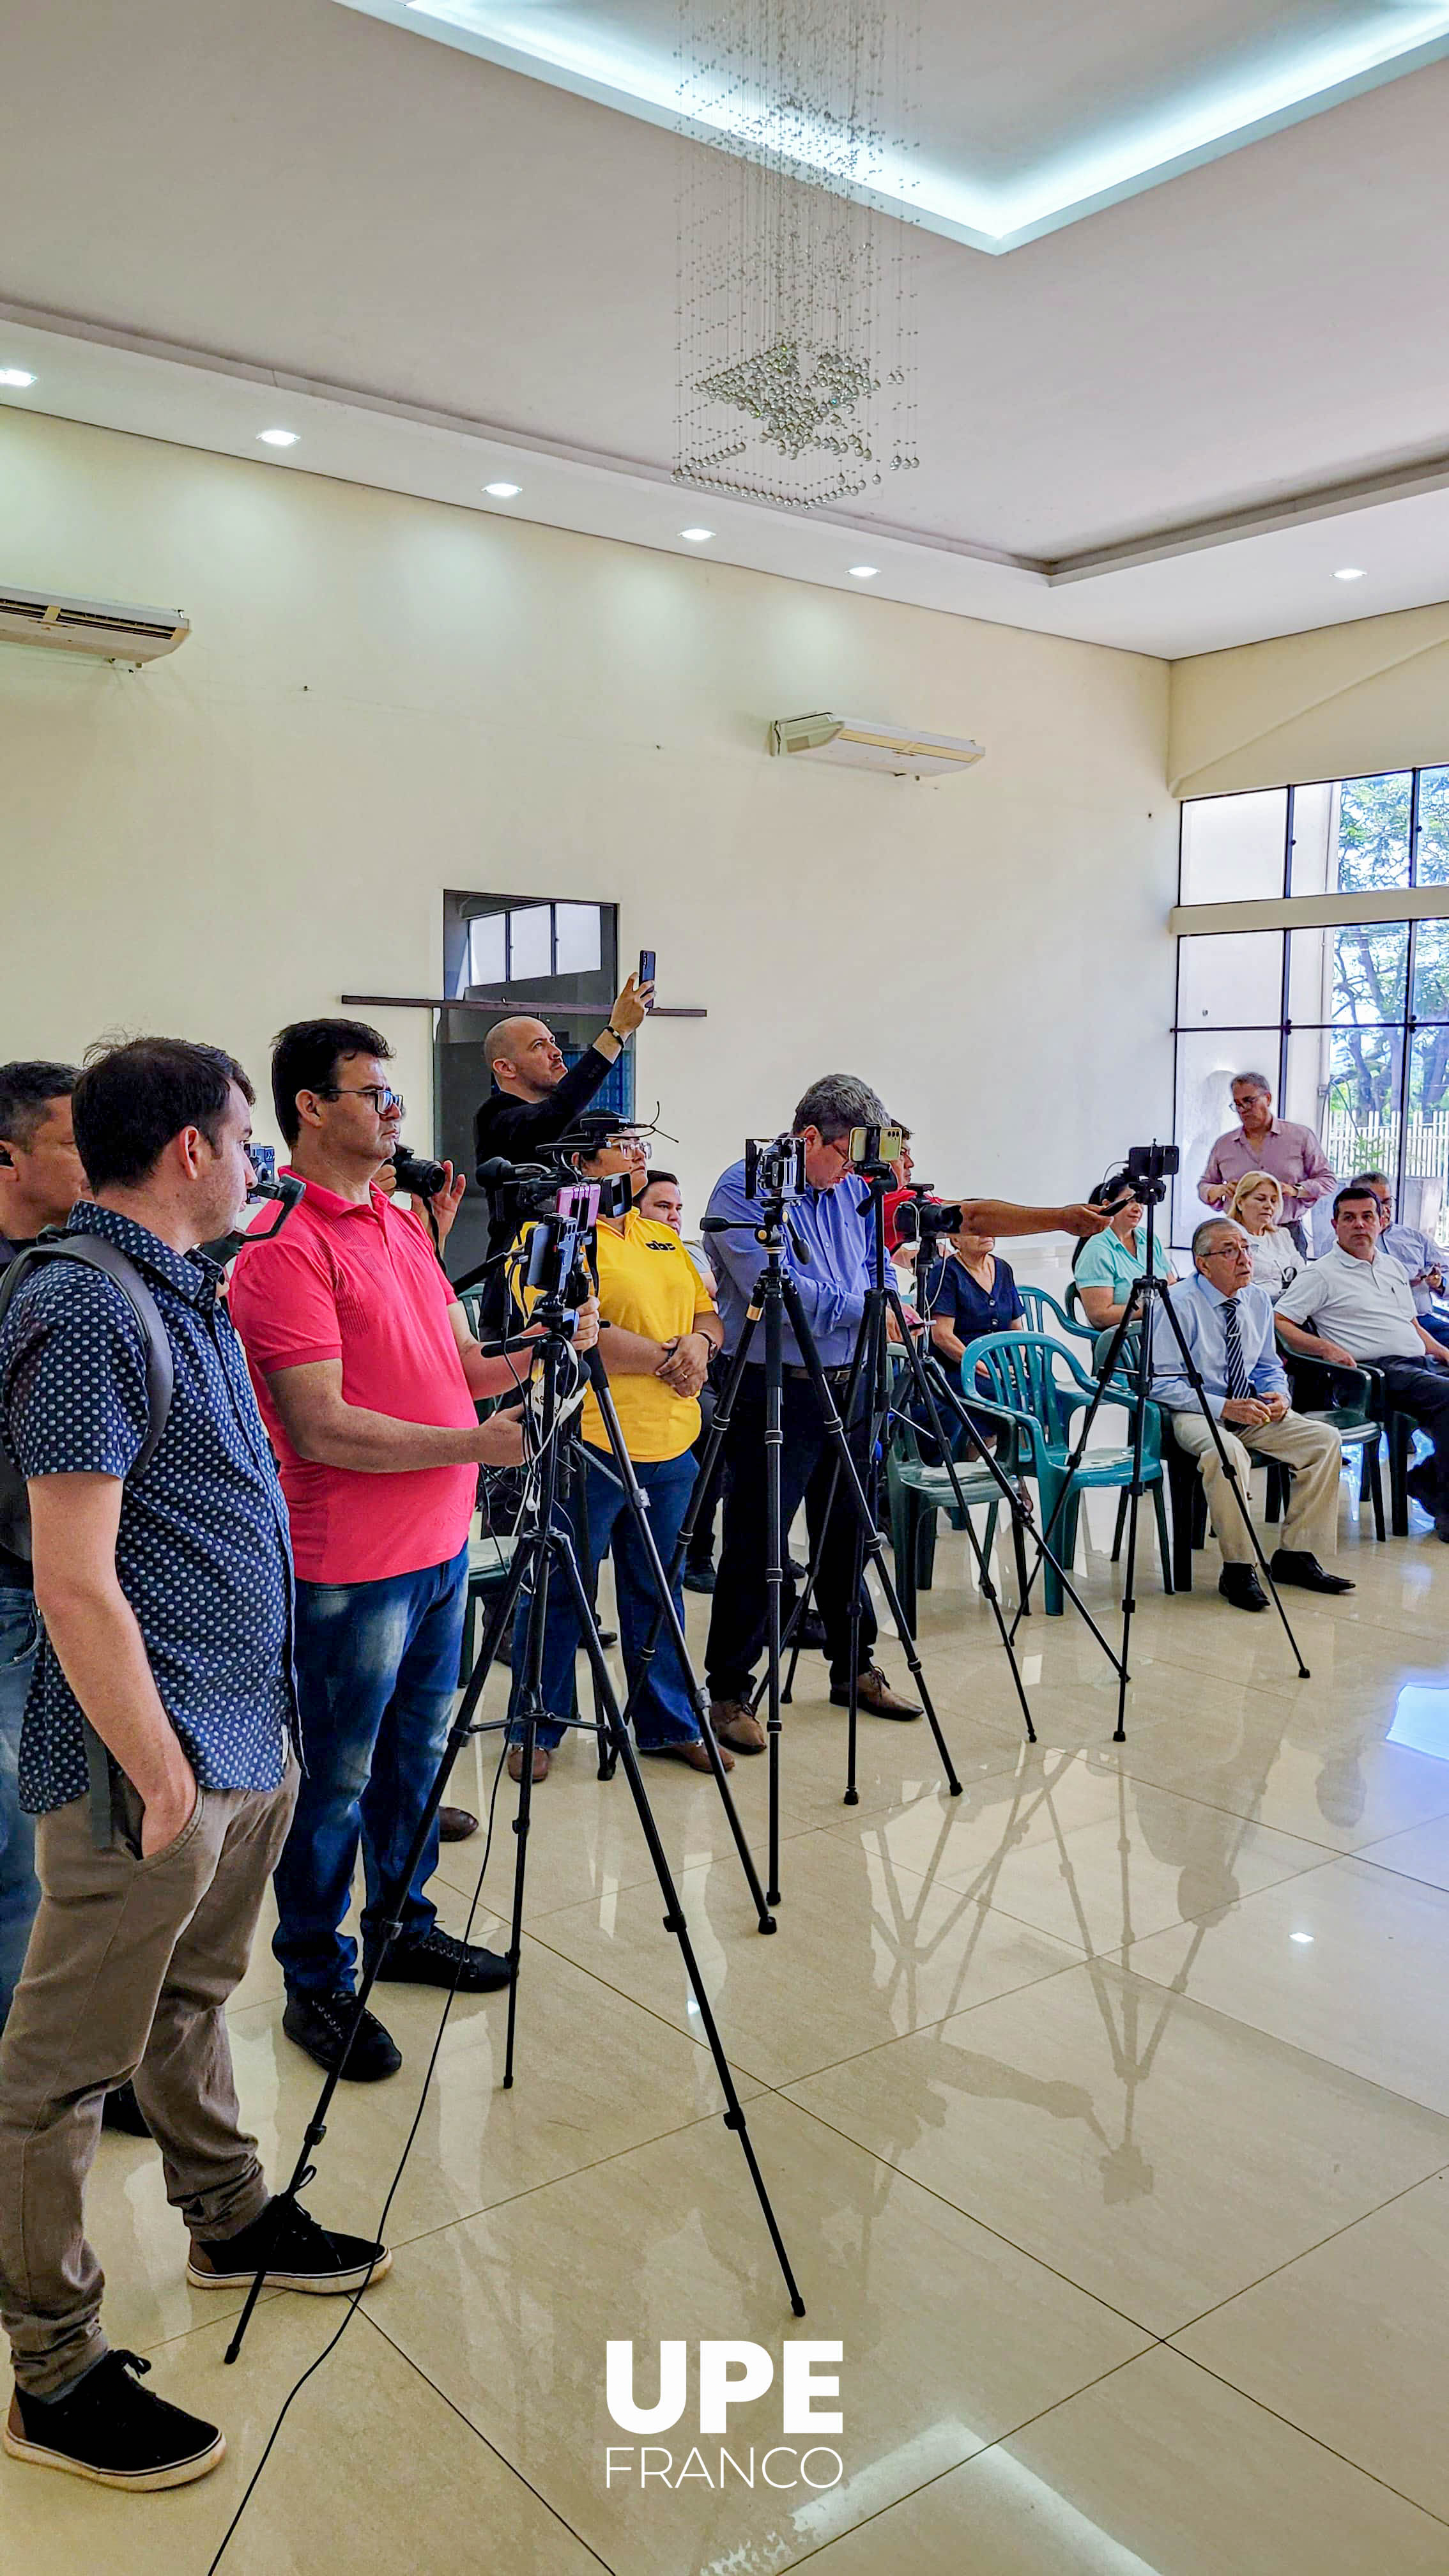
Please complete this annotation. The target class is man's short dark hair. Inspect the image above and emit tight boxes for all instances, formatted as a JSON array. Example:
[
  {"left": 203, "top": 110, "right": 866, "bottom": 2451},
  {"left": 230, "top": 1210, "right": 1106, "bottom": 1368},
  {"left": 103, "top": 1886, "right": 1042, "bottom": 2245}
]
[
  {"left": 271, "top": 1018, "right": 392, "bottom": 1146},
  {"left": 0, "top": 1061, "right": 80, "bottom": 1149},
  {"left": 642, "top": 1169, "right": 678, "bottom": 1192},
  {"left": 73, "top": 1039, "right": 254, "bottom": 1192},
  {"left": 1349, "top": 1170, "right": 1391, "bottom": 1192},
  {"left": 1333, "top": 1182, "right": 1381, "bottom": 1219}
]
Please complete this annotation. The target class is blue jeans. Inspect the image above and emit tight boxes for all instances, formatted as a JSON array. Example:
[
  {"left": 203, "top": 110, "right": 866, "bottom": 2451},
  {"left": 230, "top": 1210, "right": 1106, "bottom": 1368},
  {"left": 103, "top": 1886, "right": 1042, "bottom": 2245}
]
[
  {"left": 510, "top": 1448, "right": 702, "bottom": 1752},
  {"left": 273, "top": 1545, "right": 468, "bottom": 1997},
  {"left": 0, "top": 1587, "right": 40, "bottom": 2033}
]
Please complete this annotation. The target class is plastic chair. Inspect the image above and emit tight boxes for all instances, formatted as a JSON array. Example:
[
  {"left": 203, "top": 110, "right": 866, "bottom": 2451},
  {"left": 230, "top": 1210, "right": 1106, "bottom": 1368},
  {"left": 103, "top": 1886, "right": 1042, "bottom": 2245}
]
[
  {"left": 1017, "top": 1284, "right": 1098, "bottom": 1354},
  {"left": 965, "top": 1332, "right": 1172, "bottom": 1614},
  {"left": 885, "top": 1366, "right": 1029, "bottom": 1627},
  {"left": 1273, "top": 1354, "right": 1388, "bottom": 1541}
]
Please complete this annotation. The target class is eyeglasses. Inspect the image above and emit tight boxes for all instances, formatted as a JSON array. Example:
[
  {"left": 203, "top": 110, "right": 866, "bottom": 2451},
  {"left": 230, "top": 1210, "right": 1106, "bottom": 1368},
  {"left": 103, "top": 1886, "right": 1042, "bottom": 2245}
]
[{"left": 319, "top": 1085, "right": 405, "bottom": 1116}]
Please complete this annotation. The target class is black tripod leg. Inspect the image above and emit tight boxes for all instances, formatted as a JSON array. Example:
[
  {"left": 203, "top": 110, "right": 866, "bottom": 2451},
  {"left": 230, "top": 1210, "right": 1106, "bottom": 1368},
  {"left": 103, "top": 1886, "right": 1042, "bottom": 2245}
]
[
  {"left": 224, "top": 1533, "right": 535, "bottom": 2366},
  {"left": 583, "top": 1352, "right": 777, "bottom": 1935},
  {"left": 1112, "top": 1309, "right": 1153, "bottom": 1745},
  {"left": 763, "top": 1287, "right": 786, "bottom": 1906},
  {"left": 1007, "top": 1305, "right": 1138, "bottom": 1640},
  {"left": 887, "top": 1300, "right": 1038, "bottom": 1747},
  {"left": 554, "top": 1536, "right": 806, "bottom": 2315},
  {"left": 778, "top": 1275, "right": 963, "bottom": 1799}
]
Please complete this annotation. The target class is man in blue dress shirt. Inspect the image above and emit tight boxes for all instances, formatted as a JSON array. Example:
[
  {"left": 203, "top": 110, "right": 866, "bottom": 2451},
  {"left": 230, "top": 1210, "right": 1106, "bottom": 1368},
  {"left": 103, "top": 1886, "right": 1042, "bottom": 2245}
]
[{"left": 1151, "top": 1217, "right": 1353, "bottom": 1614}]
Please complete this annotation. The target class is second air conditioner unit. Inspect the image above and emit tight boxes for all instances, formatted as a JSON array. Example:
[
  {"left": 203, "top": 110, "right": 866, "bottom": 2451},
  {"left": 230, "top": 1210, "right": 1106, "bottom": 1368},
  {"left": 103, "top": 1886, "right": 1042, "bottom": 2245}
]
[
  {"left": 0, "top": 585, "right": 191, "bottom": 664},
  {"left": 769, "top": 712, "right": 985, "bottom": 777}
]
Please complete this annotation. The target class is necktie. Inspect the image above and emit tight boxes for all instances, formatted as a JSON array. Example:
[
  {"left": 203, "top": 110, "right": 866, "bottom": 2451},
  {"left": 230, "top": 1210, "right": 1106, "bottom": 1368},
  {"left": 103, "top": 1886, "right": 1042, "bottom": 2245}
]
[{"left": 1222, "top": 1296, "right": 1252, "bottom": 1399}]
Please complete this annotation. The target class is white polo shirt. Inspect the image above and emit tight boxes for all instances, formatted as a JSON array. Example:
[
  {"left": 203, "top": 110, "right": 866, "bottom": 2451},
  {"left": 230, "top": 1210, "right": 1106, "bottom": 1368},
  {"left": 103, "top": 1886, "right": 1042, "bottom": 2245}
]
[{"left": 1275, "top": 1245, "right": 1423, "bottom": 1361}]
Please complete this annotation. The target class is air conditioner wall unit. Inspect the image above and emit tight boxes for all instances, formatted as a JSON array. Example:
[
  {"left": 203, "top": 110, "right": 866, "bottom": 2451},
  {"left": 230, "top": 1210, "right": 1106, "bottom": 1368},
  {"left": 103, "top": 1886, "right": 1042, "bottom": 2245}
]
[
  {"left": 0, "top": 585, "right": 190, "bottom": 664},
  {"left": 769, "top": 711, "right": 985, "bottom": 778}
]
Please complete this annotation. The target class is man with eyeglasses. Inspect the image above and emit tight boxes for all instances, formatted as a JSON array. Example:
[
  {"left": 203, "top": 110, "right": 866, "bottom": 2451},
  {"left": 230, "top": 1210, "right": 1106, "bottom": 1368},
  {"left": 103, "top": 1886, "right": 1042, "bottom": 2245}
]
[
  {"left": 228, "top": 1020, "right": 557, "bottom": 2082},
  {"left": 1151, "top": 1217, "right": 1353, "bottom": 1613}
]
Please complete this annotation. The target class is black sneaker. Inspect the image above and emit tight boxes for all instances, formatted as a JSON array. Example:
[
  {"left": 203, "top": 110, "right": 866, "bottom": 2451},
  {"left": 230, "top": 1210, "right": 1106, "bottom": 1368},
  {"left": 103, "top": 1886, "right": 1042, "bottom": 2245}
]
[
  {"left": 101, "top": 2080, "right": 152, "bottom": 2140},
  {"left": 282, "top": 1990, "right": 402, "bottom": 2082},
  {"left": 367, "top": 1926, "right": 514, "bottom": 1993},
  {"left": 188, "top": 2198, "right": 390, "bottom": 2296},
  {"left": 4, "top": 2349, "right": 224, "bottom": 2492}
]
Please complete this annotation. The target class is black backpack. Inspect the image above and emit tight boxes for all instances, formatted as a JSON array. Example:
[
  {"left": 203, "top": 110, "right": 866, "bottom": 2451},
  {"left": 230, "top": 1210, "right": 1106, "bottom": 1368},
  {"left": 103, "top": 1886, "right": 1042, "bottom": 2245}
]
[
  {"left": 0, "top": 1234, "right": 174, "bottom": 1563},
  {"left": 0, "top": 1235, "right": 174, "bottom": 1844}
]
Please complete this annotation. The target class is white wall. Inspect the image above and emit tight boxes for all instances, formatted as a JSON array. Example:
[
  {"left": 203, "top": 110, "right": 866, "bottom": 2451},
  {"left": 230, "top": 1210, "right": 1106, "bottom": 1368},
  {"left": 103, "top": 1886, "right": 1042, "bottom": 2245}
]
[
  {"left": 1169, "top": 601, "right": 1449, "bottom": 799},
  {"left": 0, "top": 411, "right": 1176, "bottom": 1220}
]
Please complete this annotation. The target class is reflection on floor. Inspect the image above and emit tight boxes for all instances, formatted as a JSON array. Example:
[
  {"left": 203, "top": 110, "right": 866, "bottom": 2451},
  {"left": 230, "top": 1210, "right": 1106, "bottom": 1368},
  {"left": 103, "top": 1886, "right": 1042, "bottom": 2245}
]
[{"left": 8, "top": 1482, "right": 1449, "bottom": 2572}]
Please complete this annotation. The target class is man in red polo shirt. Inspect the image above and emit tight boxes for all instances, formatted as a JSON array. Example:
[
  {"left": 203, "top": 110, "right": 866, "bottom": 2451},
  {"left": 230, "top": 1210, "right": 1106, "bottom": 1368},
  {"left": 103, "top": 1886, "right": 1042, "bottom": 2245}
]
[{"left": 229, "top": 1020, "right": 543, "bottom": 2082}]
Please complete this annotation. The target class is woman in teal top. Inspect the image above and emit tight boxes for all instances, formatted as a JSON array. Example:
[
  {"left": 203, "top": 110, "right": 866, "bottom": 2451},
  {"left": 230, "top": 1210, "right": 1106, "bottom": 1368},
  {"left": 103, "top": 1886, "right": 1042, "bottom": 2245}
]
[{"left": 1073, "top": 1178, "right": 1177, "bottom": 1370}]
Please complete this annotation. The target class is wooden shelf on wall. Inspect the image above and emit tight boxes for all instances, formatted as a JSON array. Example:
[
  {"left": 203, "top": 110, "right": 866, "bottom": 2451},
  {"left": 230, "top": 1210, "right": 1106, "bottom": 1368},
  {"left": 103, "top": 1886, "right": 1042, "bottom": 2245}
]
[{"left": 342, "top": 994, "right": 707, "bottom": 1018}]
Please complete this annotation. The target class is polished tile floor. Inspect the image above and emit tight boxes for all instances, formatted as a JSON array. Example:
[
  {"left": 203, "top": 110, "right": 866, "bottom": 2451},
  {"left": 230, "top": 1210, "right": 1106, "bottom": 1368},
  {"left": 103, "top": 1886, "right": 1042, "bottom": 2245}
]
[{"left": 8, "top": 1476, "right": 1449, "bottom": 2573}]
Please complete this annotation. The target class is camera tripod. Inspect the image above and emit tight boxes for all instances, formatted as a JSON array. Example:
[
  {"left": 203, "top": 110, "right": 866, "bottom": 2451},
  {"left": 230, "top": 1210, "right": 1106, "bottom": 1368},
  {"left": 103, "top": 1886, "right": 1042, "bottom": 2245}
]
[
  {"left": 224, "top": 1285, "right": 804, "bottom": 2373},
  {"left": 774, "top": 1170, "right": 1130, "bottom": 1795},
  {"left": 1008, "top": 1155, "right": 1310, "bottom": 1741}
]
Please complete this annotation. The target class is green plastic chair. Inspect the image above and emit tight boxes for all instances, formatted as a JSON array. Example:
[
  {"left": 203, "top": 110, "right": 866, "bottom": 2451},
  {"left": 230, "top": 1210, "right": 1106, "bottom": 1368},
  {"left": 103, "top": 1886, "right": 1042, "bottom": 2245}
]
[
  {"left": 885, "top": 1370, "right": 1029, "bottom": 1627},
  {"left": 965, "top": 1331, "right": 1172, "bottom": 1615},
  {"left": 1017, "top": 1283, "right": 1098, "bottom": 1356}
]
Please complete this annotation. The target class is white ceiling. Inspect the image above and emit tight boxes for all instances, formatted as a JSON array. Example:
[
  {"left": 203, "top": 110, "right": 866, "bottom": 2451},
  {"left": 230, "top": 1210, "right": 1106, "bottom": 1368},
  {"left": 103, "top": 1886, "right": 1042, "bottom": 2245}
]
[{"left": 2, "top": 0, "right": 1448, "bottom": 657}]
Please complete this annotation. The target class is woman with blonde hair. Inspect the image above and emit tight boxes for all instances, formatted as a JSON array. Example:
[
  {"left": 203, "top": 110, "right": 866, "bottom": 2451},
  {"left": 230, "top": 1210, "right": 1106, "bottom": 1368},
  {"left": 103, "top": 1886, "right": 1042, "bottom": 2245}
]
[{"left": 1229, "top": 1169, "right": 1301, "bottom": 1299}]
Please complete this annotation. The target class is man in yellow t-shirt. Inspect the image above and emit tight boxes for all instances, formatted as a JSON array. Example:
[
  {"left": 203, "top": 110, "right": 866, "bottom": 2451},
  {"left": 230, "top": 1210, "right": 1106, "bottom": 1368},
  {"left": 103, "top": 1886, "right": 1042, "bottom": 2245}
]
[{"left": 507, "top": 1134, "right": 725, "bottom": 1783}]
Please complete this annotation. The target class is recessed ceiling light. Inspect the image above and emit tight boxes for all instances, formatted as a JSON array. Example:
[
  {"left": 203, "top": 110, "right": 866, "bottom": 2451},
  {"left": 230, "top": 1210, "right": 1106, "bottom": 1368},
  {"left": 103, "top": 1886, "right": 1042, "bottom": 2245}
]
[
  {"left": 679, "top": 526, "right": 714, "bottom": 542},
  {"left": 0, "top": 367, "right": 36, "bottom": 388},
  {"left": 484, "top": 480, "right": 521, "bottom": 498},
  {"left": 1289, "top": 1931, "right": 1314, "bottom": 1943},
  {"left": 848, "top": 565, "right": 879, "bottom": 579},
  {"left": 257, "top": 428, "right": 299, "bottom": 448},
  {"left": 1333, "top": 566, "right": 1366, "bottom": 581}
]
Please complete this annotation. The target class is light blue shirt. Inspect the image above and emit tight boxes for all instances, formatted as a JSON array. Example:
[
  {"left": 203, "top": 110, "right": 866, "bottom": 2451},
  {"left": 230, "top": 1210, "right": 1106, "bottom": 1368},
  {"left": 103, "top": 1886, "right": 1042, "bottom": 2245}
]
[
  {"left": 1074, "top": 1224, "right": 1172, "bottom": 1300},
  {"left": 1383, "top": 1222, "right": 1445, "bottom": 1315},
  {"left": 1149, "top": 1272, "right": 1289, "bottom": 1418},
  {"left": 704, "top": 1160, "right": 873, "bottom": 1367}
]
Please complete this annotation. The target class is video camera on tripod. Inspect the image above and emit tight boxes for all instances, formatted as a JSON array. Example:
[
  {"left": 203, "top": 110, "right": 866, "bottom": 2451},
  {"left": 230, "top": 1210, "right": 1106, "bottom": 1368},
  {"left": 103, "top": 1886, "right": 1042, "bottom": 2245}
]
[
  {"left": 1098, "top": 1142, "right": 1181, "bottom": 1211},
  {"left": 477, "top": 1114, "right": 633, "bottom": 1315}
]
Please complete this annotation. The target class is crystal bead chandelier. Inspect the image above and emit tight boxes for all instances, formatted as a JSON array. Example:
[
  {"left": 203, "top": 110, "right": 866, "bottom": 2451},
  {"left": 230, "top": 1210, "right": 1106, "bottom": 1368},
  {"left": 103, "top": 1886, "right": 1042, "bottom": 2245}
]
[{"left": 675, "top": 0, "right": 921, "bottom": 511}]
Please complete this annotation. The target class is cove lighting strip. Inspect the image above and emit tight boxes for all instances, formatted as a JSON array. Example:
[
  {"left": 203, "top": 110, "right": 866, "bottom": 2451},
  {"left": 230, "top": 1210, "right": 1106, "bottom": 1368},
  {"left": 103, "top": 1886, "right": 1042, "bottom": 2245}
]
[{"left": 334, "top": 0, "right": 1449, "bottom": 252}]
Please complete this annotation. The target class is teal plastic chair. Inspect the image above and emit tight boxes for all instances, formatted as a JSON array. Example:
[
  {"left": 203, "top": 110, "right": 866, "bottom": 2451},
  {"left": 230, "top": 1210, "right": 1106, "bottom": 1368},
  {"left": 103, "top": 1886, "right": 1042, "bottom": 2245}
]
[
  {"left": 886, "top": 1368, "right": 1029, "bottom": 1627},
  {"left": 1017, "top": 1284, "right": 1098, "bottom": 1356},
  {"left": 965, "top": 1332, "right": 1172, "bottom": 1614}
]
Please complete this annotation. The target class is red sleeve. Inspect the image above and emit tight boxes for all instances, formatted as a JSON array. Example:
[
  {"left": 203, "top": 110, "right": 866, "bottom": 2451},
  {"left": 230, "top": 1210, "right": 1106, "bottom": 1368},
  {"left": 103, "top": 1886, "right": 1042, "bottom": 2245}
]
[{"left": 227, "top": 1220, "right": 344, "bottom": 1373}]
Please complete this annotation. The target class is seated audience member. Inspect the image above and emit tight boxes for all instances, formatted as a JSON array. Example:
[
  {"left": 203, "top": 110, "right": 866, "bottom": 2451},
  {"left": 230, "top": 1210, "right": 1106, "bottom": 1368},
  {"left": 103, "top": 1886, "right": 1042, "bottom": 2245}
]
[
  {"left": 921, "top": 1215, "right": 1025, "bottom": 1453},
  {"left": 1358, "top": 1172, "right": 1449, "bottom": 1325},
  {"left": 227, "top": 1020, "right": 539, "bottom": 2084},
  {"left": 1151, "top": 1218, "right": 1353, "bottom": 1612},
  {"left": 0, "top": 1039, "right": 385, "bottom": 2495},
  {"left": 1198, "top": 1071, "right": 1334, "bottom": 1252},
  {"left": 1275, "top": 1181, "right": 1449, "bottom": 1540},
  {"left": 1073, "top": 1177, "right": 1177, "bottom": 1371},
  {"left": 507, "top": 1128, "right": 725, "bottom": 1781},
  {"left": 0, "top": 1063, "right": 84, "bottom": 2043},
  {"left": 638, "top": 1169, "right": 723, "bottom": 1595},
  {"left": 1228, "top": 1170, "right": 1301, "bottom": 1299}
]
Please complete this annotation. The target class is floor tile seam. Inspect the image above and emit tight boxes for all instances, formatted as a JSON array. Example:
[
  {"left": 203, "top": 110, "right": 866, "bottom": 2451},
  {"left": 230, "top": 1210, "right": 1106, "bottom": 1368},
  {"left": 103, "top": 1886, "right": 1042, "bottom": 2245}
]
[
  {"left": 771, "top": 2087, "right": 1163, "bottom": 2340},
  {"left": 1105, "top": 1759, "right": 1449, "bottom": 1853},
  {"left": 516, "top": 1922, "right": 783, "bottom": 2076},
  {"left": 136, "top": 2285, "right": 284, "bottom": 2358},
  {"left": 358, "top": 2308, "right": 619, "bottom": 2572},
  {"left": 1115, "top": 1947, "right": 1449, "bottom": 2122},
  {"left": 926, "top": 1832, "right": 1344, "bottom": 1935},
  {"left": 1153, "top": 2342, "right": 1449, "bottom": 2532},
  {"left": 1159, "top": 2158, "right": 1449, "bottom": 2343},
  {"left": 739, "top": 1950, "right": 1091, "bottom": 2092},
  {"left": 771, "top": 2345, "right": 1166, "bottom": 2574},
  {"left": 372, "top": 2094, "right": 786, "bottom": 2247}
]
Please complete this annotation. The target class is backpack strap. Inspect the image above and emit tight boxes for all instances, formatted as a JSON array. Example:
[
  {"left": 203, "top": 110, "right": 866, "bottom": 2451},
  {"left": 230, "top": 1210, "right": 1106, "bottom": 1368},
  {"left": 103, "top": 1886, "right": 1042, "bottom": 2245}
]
[{"left": 0, "top": 1236, "right": 176, "bottom": 1848}]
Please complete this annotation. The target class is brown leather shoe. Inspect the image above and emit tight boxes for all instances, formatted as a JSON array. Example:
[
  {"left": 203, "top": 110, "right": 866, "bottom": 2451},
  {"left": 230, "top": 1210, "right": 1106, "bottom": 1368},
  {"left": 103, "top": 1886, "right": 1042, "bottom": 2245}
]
[
  {"left": 710, "top": 1699, "right": 767, "bottom": 1754},
  {"left": 831, "top": 1664, "right": 921, "bottom": 1720},
  {"left": 506, "top": 1744, "right": 551, "bottom": 1783},
  {"left": 438, "top": 1805, "right": 479, "bottom": 1841},
  {"left": 640, "top": 1736, "right": 733, "bottom": 1772}
]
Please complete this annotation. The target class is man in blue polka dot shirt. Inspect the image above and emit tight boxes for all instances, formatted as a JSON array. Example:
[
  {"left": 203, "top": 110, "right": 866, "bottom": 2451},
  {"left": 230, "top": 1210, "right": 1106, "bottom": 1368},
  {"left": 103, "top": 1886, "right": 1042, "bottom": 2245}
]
[{"left": 0, "top": 1038, "right": 387, "bottom": 2496}]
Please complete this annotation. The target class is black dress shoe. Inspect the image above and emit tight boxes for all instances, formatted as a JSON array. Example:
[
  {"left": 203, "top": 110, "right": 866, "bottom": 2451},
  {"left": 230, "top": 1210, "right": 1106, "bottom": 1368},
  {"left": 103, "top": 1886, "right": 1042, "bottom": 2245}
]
[
  {"left": 367, "top": 1926, "right": 513, "bottom": 1993},
  {"left": 682, "top": 1559, "right": 716, "bottom": 1595},
  {"left": 1269, "top": 1549, "right": 1355, "bottom": 1594},
  {"left": 282, "top": 1992, "right": 402, "bottom": 2082},
  {"left": 438, "top": 1805, "right": 479, "bottom": 1841},
  {"left": 1218, "top": 1565, "right": 1268, "bottom": 1612},
  {"left": 101, "top": 2080, "right": 152, "bottom": 2140}
]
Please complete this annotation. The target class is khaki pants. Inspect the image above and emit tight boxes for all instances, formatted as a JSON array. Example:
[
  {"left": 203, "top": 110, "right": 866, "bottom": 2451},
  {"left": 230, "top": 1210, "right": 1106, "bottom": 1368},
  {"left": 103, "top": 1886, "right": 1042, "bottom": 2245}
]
[
  {"left": 1170, "top": 1410, "right": 1341, "bottom": 1565},
  {"left": 0, "top": 1762, "right": 296, "bottom": 2396}
]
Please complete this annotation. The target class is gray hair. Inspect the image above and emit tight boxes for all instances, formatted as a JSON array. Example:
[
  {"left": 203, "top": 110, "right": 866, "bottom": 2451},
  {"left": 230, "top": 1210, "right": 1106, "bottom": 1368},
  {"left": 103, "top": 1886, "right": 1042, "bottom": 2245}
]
[
  {"left": 1193, "top": 1216, "right": 1246, "bottom": 1264},
  {"left": 1232, "top": 1071, "right": 1272, "bottom": 1096},
  {"left": 792, "top": 1073, "right": 889, "bottom": 1140}
]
